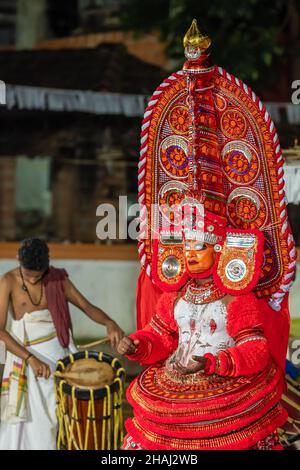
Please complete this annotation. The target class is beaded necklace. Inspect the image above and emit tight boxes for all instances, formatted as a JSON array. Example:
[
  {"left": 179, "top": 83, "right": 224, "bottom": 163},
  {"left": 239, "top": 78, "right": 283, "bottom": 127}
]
[
  {"left": 19, "top": 267, "right": 44, "bottom": 307},
  {"left": 183, "top": 278, "right": 225, "bottom": 305}
]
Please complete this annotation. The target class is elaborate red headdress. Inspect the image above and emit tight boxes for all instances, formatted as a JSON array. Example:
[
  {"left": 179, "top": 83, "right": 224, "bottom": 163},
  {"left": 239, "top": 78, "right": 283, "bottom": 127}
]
[{"left": 136, "top": 20, "right": 297, "bottom": 349}]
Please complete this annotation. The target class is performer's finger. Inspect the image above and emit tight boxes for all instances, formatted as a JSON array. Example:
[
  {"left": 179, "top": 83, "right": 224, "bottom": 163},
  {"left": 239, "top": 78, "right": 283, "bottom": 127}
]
[
  {"left": 192, "top": 355, "right": 204, "bottom": 363},
  {"left": 176, "top": 361, "right": 203, "bottom": 375},
  {"left": 185, "top": 366, "right": 202, "bottom": 374},
  {"left": 122, "top": 336, "right": 133, "bottom": 345},
  {"left": 173, "top": 363, "right": 182, "bottom": 373},
  {"left": 119, "top": 347, "right": 130, "bottom": 355},
  {"left": 125, "top": 344, "right": 135, "bottom": 354},
  {"left": 118, "top": 341, "right": 130, "bottom": 354},
  {"left": 175, "top": 362, "right": 188, "bottom": 374},
  {"left": 133, "top": 339, "right": 140, "bottom": 345},
  {"left": 117, "top": 339, "right": 127, "bottom": 351},
  {"left": 122, "top": 337, "right": 134, "bottom": 349}
]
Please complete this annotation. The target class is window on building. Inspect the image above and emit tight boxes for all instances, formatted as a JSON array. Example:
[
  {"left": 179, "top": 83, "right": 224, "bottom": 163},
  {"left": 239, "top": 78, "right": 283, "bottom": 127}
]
[{"left": 15, "top": 156, "right": 53, "bottom": 240}]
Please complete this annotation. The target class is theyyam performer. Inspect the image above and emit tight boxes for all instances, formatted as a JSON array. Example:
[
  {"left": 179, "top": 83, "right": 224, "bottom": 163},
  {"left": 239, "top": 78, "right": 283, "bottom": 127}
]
[{"left": 118, "top": 20, "right": 297, "bottom": 450}]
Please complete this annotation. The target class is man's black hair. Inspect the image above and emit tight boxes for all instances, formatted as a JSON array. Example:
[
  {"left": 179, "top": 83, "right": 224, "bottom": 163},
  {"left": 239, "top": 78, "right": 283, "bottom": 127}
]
[{"left": 18, "top": 238, "right": 49, "bottom": 272}]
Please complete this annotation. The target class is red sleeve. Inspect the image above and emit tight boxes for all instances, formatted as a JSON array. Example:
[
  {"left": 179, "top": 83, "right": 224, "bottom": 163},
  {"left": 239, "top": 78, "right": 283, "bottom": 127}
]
[
  {"left": 204, "top": 293, "right": 270, "bottom": 377},
  {"left": 126, "top": 292, "right": 178, "bottom": 365}
]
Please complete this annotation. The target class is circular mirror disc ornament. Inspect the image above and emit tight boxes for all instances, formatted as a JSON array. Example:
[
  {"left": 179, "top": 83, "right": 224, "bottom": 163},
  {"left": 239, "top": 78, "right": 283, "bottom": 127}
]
[
  {"left": 184, "top": 46, "right": 201, "bottom": 60},
  {"left": 162, "top": 256, "right": 180, "bottom": 279},
  {"left": 225, "top": 259, "right": 247, "bottom": 283}
]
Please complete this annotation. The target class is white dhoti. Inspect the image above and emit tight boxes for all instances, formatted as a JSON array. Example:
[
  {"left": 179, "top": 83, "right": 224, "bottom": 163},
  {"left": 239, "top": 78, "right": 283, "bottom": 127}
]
[{"left": 0, "top": 309, "right": 76, "bottom": 450}]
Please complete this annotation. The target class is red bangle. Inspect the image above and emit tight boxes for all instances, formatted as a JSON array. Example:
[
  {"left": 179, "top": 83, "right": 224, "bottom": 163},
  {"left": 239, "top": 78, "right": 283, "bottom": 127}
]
[{"left": 203, "top": 353, "right": 216, "bottom": 375}]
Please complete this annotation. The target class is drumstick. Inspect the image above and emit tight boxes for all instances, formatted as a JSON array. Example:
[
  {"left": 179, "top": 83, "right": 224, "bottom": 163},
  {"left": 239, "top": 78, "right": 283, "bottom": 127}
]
[
  {"left": 287, "top": 382, "right": 300, "bottom": 399},
  {"left": 282, "top": 394, "right": 300, "bottom": 412},
  {"left": 76, "top": 337, "right": 110, "bottom": 350},
  {"left": 286, "top": 375, "right": 300, "bottom": 391}
]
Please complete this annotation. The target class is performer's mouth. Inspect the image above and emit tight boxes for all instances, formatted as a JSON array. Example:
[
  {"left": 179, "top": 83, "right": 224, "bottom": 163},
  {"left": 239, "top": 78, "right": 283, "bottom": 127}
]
[{"left": 188, "top": 260, "right": 199, "bottom": 266}]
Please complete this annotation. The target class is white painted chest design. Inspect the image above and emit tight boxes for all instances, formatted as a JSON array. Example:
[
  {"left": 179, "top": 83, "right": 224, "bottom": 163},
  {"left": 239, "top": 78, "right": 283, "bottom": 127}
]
[{"left": 167, "top": 298, "right": 235, "bottom": 369}]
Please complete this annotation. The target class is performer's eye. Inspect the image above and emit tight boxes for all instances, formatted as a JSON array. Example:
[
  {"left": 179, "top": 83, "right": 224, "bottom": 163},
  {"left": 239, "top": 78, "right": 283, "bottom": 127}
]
[
  {"left": 185, "top": 244, "right": 191, "bottom": 251},
  {"left": 195, "top": 243, "right": 206, "bottom": 251}
]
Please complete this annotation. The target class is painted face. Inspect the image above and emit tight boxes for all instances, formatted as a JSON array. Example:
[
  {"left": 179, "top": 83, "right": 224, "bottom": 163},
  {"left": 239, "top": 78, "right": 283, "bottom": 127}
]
[{"left": 184, "top": 239, "right": 215, "bottom": 275}]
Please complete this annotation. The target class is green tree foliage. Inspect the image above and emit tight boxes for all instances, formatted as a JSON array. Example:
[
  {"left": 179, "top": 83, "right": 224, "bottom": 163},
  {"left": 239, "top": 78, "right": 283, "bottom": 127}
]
[{"left": 122, "top": 0, "right": 289, "bottom": 82}]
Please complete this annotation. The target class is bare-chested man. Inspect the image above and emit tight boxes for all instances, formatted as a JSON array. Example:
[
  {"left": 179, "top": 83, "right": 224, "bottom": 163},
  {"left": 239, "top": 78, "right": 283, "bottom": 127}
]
[{"left": 0, "top": 238, "right": 124, "bottom": 450}]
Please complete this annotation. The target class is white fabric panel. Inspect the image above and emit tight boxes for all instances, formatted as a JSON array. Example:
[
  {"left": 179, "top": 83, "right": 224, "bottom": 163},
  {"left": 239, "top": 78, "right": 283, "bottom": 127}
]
[{"left": 6, "top": 84, "right": 147, "bottom": 117}]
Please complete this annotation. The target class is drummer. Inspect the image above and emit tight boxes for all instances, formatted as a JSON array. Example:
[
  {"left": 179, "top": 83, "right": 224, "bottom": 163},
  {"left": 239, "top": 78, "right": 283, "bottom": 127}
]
[{"left": 0, "top": 238, "right": 124, "bottom": 450}]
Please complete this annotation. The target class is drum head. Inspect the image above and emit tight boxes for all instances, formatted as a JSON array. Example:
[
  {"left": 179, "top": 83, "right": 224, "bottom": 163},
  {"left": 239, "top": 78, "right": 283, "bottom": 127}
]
[{"left": 65, "top": 358, "right": 115, "bottom": 389}]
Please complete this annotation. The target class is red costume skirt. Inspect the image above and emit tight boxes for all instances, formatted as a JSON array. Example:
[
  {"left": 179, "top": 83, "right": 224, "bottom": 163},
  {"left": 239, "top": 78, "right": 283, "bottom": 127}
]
[{"left": 125, "top": 361, "right": 287, "bottom": 450}]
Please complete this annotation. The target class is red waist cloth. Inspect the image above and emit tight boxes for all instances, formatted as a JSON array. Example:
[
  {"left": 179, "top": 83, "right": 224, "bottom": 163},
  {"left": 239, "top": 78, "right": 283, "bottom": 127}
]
[{"left": 43, "top": 266, "right": 72, "bottom": 348}]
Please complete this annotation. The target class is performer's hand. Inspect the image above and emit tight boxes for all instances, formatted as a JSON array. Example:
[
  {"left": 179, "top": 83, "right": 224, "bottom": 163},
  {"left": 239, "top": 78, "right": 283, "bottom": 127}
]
[
  {"left": 117, "top": 336, "right": 139, "bottom": 356},
  {"left": 106, "top": 321, "right": 124, "bottom": 349},
  {"left": 174, "top": 356, "right": 207, "bottom": 375},
  {"left": 27, "top": 356, "right": 51, "bottom": 379}
]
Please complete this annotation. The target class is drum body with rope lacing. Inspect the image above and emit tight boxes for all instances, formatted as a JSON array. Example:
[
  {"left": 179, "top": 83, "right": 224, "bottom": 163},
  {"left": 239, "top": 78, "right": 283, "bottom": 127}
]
[{"left": 55, "top": 351, "right": 125, "bottom": 450}]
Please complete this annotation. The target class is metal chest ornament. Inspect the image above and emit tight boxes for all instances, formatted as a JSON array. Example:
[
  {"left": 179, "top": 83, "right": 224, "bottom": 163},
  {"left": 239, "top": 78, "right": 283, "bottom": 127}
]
[{"left": 137, "top": 19, "right": 296, "bottom": 313}]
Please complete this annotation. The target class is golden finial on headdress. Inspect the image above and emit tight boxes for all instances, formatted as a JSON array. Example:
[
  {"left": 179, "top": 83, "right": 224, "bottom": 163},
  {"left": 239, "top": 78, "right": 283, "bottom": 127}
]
[{"left": 183, "top": 19, "right": 211, "bottom": 51}]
